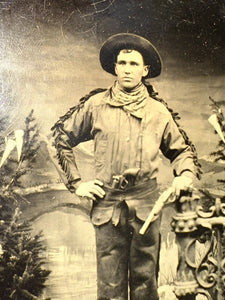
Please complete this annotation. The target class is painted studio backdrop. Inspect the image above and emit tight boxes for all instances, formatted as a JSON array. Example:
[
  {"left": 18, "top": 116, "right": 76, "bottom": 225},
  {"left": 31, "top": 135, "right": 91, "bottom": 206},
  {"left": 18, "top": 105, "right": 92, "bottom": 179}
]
[{"left": 0, "top": 1, "right": 225, "bottom": 299}]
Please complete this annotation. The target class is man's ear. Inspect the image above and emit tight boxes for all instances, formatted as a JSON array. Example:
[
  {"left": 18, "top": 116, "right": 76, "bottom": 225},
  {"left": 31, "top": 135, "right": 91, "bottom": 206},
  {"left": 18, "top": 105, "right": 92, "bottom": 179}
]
[
  {"left": 143, "top": 65, "right": 150, "bottom": 77},
  {"left": 114, "top": 63, "right": 118, "bottom": 76}
]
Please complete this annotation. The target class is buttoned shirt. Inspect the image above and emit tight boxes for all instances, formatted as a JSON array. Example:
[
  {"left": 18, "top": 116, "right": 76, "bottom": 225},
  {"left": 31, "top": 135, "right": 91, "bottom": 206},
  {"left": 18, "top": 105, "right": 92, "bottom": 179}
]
[{"left": 54, "top": 89, "right": 196, "bottom": 187}]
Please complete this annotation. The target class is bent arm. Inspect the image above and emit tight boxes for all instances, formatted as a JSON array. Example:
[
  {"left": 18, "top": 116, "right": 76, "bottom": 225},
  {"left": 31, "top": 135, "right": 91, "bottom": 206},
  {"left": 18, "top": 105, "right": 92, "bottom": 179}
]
[
  {"left": 160, "top": 115, "right": 197, "bottom": 178},
  {"left": 52, "top": 102, "right": 93, "bottom": 191}
]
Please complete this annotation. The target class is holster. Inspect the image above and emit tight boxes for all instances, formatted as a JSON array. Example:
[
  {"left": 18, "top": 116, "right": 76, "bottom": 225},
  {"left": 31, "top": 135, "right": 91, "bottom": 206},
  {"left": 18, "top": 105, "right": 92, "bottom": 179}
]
[{"left": 91, "top": 179, "right": 158, "bottom": 227}]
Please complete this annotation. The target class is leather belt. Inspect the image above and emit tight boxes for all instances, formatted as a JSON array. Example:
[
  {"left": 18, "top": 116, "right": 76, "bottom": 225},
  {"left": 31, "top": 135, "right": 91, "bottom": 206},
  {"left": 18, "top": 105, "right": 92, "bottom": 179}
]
[{"left": 103, "top": 178, "right": 157, "bottom": 201}]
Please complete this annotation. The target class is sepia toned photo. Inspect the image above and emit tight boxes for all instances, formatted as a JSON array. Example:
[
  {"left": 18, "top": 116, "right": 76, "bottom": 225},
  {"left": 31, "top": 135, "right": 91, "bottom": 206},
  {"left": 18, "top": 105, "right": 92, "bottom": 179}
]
[{"left": 0, "top": 1, "right": 224, "bottom": 299}]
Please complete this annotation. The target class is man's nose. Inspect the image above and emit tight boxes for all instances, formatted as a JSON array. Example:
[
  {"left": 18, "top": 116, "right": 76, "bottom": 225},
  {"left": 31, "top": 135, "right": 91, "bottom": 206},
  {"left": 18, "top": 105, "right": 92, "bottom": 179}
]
[
  {"left": 124, "top": 63, "right": 131, "bottom": 73},
  {"left": 124, "top": 68, "right": 131, "bottom": 74}
]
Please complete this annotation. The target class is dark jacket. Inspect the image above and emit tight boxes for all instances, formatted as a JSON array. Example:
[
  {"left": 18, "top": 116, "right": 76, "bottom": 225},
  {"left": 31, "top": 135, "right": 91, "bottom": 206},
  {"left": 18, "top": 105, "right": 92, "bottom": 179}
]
[{"left": 53, "top": 88, "right": 196, "bottom": 221}]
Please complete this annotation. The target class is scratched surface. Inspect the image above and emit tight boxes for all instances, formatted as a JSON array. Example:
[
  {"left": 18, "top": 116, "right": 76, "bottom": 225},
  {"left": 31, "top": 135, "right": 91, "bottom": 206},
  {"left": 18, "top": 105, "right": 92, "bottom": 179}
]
[
  {"left": 0, "top": 1, "right": 224, "bottom": 299},
  {"left": 32, "top": 211, "right": 97, "bottom": 300},
  {"left": 31, "top": 205, "right": 178, "bottom": 299}
]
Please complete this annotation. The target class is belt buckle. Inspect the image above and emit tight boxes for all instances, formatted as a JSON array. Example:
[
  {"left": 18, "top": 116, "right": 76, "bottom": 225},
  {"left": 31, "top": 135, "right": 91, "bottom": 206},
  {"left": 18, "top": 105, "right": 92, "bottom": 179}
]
[
  {"left": 120, "top": 178, "right": 129, "bottom": 190},
  {"left": 111, "top": 175, "right": 129, "bottom": 190}
]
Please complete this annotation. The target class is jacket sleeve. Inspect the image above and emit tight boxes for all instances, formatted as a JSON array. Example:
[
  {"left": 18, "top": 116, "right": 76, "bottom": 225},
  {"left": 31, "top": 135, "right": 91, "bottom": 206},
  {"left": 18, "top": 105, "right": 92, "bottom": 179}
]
[
  {"left": 52, "top": 101, "right": 93, "bottom": 191},
  {"left": 160, "top": 114, "right": 197, "bottom": 177}
]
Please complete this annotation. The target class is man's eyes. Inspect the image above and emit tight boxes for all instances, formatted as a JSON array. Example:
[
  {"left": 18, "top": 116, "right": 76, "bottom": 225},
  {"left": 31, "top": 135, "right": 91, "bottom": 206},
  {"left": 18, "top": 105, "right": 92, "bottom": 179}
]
[
  {"left": 130, "top": 62, "right": 138, "bottom": 66},
  {"left": 117, "top": 61, "right": 139, "bottom": 66}
]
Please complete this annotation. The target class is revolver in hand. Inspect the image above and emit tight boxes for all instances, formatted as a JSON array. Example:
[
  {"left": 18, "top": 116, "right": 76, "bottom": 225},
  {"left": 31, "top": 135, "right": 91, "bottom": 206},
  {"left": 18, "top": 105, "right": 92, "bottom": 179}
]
[{"left": 112, "top": 168, "right": 140, "bottom": 189}]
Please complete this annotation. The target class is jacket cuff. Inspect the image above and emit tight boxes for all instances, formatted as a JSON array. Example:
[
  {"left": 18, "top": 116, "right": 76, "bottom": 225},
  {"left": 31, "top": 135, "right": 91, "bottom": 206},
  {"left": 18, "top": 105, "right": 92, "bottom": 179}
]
[
  {"left": 66, "top": 178, "right": 82, "bottom": 193},
  {"left": 180, "top": 170, "right": 196, "bottom": 179}
]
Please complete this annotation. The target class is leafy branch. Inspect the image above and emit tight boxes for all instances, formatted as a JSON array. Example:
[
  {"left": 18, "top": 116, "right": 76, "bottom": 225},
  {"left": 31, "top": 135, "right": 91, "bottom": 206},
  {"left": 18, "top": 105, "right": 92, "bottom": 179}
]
[
  {"left": 0, "top": 110, "right": 40, "bottom": 196},
  {"left": 209, "top": 96, "right": 225, "bottom": 163},
  {"left": 0, "top": 110, "right": 50, "bottom": 300}
]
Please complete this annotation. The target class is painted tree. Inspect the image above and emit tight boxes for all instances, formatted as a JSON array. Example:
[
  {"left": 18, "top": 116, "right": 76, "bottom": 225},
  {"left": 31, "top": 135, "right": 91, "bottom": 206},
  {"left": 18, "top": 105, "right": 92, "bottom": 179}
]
[
  {"left": 209, "top": 96, "right": 225, "bottom": 177},
  {"left": 0, "top": 110, "right": 50, "bottom": 300}
]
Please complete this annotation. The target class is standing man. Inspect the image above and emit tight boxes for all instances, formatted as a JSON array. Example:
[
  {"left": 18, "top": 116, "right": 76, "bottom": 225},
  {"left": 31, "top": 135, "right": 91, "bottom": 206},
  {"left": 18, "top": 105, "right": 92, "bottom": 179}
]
[{"left": 52, "top": 33, "right": 200, "bottom": 300}]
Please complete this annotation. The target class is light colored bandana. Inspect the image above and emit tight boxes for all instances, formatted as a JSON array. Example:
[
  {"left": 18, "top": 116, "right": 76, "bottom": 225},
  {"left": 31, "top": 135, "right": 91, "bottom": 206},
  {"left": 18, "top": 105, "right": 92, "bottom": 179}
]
[{"left": 107, "top": 81, "right": 149, "bottom": 119}]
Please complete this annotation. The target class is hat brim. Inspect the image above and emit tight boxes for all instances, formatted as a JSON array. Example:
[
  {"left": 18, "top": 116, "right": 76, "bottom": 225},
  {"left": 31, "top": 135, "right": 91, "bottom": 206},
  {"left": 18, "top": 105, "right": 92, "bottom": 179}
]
[{"left": 99, "top": 33, "right": 162, "bottom": 78}]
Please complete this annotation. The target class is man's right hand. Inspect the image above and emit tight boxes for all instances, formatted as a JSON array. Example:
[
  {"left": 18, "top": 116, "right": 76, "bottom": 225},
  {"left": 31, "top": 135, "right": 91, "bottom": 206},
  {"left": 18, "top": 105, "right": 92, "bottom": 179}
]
[{"left": 75, "top": 179, "right": 105, "bottom": 200}]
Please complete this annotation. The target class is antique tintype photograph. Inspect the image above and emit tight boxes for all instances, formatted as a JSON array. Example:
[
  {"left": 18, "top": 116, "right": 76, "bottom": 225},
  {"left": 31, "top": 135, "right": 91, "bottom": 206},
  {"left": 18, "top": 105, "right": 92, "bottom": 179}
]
[{"left": 0, "top": 1, "right": 225, "bottom": 300}]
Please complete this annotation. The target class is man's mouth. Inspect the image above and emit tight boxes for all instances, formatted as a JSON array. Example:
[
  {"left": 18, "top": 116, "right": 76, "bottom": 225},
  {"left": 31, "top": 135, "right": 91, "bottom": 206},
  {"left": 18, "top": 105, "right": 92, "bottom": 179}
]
[{"left": 123, "top": 77, "right": 132, "bottom": 81}]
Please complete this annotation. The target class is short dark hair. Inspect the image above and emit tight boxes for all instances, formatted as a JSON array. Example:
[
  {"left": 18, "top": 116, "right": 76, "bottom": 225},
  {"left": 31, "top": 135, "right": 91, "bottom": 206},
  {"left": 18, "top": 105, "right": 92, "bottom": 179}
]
[{"left": 114, "top": 48, "right": 146, "bottom": 64}]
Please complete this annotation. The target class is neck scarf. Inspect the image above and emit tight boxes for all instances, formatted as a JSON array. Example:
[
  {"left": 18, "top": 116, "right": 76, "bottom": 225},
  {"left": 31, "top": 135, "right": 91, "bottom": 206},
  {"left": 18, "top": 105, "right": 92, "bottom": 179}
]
[{"left": 106, "top": 81, "right": 149, "bottom": 119}]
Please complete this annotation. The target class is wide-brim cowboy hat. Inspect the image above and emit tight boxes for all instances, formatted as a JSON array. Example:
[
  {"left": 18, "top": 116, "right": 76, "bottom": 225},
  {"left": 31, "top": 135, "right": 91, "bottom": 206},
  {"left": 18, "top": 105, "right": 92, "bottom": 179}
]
[{"left": 99, "top": 33, "right": 162, "bottom": 78}]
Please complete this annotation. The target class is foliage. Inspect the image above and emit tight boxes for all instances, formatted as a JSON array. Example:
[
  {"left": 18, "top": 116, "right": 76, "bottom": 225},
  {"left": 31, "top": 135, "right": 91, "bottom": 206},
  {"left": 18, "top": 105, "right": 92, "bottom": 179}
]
[
  {"left": 0, "top": 110, "right": 50, "bottom": 300},
  {"left": 0, "top": 110, "right": 40, "bottom": 191},
  {"left": 0, "top": 209, "right": 50, "bottom": 300},
  {"left": 209, "top": 96, "right": 225, "bottom": 183}
]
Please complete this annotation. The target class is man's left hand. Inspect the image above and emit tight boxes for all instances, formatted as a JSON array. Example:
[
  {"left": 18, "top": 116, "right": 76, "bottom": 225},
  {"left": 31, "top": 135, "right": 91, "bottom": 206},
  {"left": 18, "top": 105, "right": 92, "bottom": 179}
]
[{"left": 172, "top": 174, "right": 193, "bottom": 197}]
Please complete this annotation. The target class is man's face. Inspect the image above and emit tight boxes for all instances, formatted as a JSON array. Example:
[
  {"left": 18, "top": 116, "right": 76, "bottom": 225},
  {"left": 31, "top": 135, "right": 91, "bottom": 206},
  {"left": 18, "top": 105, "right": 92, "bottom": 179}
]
[{"left": 115, "top": 49, "right": 149, "bottom": 91}]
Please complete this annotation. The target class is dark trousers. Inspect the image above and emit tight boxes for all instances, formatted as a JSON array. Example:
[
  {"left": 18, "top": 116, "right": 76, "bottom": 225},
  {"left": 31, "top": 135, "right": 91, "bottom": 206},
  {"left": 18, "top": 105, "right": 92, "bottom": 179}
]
[{"left": 94, "top": 201, "right": 161, "bottom": 300}]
